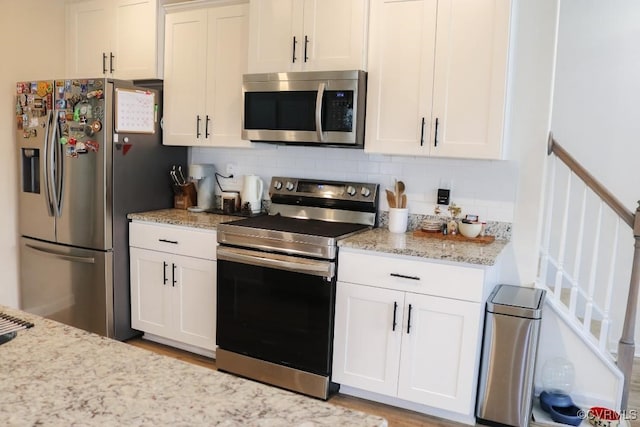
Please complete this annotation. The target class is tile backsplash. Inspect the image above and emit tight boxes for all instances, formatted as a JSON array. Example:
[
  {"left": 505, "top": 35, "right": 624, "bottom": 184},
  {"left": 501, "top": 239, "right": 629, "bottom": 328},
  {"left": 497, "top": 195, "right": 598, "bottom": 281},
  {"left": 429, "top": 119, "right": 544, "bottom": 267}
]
[{"left": 191, "top": 143, "right": 518, "bottom": 223}]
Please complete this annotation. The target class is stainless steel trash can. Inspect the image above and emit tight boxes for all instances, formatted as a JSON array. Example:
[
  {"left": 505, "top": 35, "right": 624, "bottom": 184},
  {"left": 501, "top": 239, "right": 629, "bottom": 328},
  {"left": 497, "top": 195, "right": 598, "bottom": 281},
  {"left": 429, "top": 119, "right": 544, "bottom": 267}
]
[{"left": 476, "top": 284, "right": 546, "bottom": 427}]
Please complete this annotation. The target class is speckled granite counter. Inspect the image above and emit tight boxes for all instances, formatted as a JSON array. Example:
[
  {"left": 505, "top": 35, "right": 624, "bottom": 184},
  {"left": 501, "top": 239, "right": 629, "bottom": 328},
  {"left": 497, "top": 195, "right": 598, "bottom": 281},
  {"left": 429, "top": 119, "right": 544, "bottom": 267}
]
[
  {"left": 338, "top": 227, "right": 509, "bottom": 266},
  {"left": 128, "top": 209, "right": 509, "bottom": 266},
  {"left": 0, "top": 306, "right": 387, "bottom": 427},
  {"left": 127, "top": 208, "right": 240, "bottom": 230}
]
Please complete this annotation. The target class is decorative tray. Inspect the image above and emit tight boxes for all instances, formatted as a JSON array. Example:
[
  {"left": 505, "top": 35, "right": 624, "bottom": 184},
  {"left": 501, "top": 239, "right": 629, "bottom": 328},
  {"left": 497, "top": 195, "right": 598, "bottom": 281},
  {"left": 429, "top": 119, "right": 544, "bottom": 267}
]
[{"left": 413, "top": 229, "right": 496, "bottom": 244}]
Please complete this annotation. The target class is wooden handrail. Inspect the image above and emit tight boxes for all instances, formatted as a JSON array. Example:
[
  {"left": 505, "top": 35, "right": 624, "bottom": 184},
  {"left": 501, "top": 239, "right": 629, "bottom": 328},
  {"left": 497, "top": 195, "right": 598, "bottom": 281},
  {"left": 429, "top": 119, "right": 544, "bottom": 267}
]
[
  {"left": 547, "top": 132, "right": 640, "bottom": 409},
  {"left": 547, "top": 133, "right": 635, "bottom": 228}
]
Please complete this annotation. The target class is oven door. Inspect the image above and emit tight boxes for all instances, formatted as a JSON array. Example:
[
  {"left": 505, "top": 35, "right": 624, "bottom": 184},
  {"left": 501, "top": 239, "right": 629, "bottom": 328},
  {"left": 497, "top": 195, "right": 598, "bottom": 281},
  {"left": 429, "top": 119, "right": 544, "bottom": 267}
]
[{"left": 216, "top": 246, "right": 336, "bottom": 376}]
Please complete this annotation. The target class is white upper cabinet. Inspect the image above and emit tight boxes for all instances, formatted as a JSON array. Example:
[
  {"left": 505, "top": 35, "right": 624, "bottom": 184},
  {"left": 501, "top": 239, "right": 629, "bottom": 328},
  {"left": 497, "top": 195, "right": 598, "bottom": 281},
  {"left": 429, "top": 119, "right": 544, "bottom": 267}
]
[
  {"left": 163, "top": 2, "right": 250, "bottom": 147},
  {"left": 248, "top": 0, "right": 369, "bottom": 73},
  {"left": 365, "top": 0, "right": 511, "bottom": 159},
  {"left": 65, "top": 0, "right": 160, "bottom": 80}
]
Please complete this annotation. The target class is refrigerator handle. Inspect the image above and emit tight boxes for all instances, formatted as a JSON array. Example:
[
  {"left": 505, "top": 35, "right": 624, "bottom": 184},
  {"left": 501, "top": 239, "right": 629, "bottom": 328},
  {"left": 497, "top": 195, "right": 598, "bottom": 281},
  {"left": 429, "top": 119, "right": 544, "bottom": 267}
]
[
  {"left": 25, "top": 243, "right": 96, "bottom": 264},
  {"left": 50, "top": 111, "right": 64, "bottom": 218},
  {"left": 42, "top": 110, "right": 55, "bottom": 217}
]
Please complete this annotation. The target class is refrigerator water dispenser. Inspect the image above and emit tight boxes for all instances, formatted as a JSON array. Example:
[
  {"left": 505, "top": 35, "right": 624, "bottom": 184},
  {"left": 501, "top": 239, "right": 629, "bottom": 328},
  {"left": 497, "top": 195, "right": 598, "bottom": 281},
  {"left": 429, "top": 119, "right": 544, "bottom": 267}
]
[{"left": 21, "top": 148, "right": 40, "bottom": 194}]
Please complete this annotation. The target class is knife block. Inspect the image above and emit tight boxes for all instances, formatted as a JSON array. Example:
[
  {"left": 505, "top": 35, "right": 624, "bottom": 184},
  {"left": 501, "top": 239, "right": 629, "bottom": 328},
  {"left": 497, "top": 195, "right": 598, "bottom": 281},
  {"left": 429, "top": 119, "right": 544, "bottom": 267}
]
[{"left": 174, "top": 182, "right": 197, "bottom": 209}]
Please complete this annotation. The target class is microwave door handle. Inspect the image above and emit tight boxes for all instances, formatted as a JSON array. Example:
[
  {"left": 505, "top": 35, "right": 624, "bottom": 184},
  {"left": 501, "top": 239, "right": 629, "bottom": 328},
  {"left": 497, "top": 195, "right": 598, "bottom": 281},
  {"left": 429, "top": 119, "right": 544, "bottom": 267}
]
[{"left": 315, "top": 82, "right": 326, "bottom": 142}]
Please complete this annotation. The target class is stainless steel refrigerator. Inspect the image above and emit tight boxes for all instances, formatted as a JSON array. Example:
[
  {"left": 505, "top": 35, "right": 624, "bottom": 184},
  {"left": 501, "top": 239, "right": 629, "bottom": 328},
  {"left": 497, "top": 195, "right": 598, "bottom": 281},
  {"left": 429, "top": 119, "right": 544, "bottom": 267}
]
[{"left": 16, "top": 78, "right": 186, "bottom": 340}]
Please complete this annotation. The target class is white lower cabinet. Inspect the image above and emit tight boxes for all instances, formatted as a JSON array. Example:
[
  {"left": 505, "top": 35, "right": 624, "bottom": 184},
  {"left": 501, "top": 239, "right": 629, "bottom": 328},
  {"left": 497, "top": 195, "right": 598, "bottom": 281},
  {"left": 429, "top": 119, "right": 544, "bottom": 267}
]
[
  {"left": 129, "top": 222, "right": 216, "bottom": 355},
  {"left": 333, "top": 249, "right": 489, "bottom": 422}
]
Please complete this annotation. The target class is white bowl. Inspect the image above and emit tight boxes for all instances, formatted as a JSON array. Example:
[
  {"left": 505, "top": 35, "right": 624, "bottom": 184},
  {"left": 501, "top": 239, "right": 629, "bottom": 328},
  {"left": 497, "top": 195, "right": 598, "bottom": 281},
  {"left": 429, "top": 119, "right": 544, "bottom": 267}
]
[{"left": 458, "top": 221, "right": 482, "bottom": 238}]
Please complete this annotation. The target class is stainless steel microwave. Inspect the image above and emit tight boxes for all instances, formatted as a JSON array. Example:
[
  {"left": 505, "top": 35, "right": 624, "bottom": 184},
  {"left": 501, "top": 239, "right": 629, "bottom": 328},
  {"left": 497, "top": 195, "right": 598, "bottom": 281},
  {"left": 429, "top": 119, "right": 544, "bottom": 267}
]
[{"left": 241, "top": 70, "right": 366, "bottom": 147}]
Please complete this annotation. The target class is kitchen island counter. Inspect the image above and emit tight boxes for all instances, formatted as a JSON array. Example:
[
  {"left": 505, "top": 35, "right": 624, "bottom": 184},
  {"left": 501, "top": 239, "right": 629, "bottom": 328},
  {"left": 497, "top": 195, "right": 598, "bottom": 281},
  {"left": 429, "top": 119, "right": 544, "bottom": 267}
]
[
  {"left": 339, "top": 227, "right": 509, "bottom": 266},
  {"left": 0, "top": 306, "right": 387, "bottom": 427}
]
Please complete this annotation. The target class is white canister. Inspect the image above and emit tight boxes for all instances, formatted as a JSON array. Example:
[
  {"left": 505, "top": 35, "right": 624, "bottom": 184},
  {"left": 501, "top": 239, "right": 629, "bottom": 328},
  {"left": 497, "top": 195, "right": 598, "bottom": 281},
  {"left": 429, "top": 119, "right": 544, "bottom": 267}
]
[{"left": 388, "top": 208, "right": 409, "bottom": 233}]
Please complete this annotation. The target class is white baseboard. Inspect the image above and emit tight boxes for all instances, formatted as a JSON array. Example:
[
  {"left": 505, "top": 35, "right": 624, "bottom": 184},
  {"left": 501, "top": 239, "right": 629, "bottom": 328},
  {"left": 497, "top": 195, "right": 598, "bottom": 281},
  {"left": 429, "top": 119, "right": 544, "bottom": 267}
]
[
  {"left": 338, "top": 385, "right": 476, "bottom": 426},
  {"left": 141, "top": 333, "right": 215, "bottom": 359}
]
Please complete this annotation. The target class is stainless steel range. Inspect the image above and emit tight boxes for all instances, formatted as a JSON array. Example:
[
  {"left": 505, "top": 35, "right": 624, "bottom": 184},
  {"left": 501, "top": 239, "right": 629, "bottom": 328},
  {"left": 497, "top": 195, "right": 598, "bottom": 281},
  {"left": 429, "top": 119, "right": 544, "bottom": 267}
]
[{"left": 216, "top": 177, "right": 379, "bottom": 399}]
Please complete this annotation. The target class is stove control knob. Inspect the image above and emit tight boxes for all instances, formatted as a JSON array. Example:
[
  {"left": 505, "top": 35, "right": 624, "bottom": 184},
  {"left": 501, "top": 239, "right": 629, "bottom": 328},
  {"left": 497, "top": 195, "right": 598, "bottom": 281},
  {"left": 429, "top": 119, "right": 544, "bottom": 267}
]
[
  {"left": 285, "top": 181, "right": 295, "bottom": 191},
  {"left": 360, "top": 187, "right": 371, "bottom": 197},
  {"left": 346, "top": 185, "right": 357, "bottom": 196},
  {"left": 273, "top": 180, "right": 283, "bottom": 190}
]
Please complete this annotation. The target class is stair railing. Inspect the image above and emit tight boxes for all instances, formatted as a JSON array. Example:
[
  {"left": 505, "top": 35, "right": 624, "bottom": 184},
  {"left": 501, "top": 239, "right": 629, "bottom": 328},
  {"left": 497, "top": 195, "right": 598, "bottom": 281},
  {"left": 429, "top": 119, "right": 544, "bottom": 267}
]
[{"left": 540, "top": 132, "right": 640, "bottom": 408}]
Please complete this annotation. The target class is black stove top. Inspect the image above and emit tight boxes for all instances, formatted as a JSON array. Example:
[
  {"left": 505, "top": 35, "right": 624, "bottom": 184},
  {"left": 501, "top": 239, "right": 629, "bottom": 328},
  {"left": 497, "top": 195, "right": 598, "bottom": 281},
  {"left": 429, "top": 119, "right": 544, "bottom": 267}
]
[{"left": 223, "top": 214, "right": 369, "bottom": 239}]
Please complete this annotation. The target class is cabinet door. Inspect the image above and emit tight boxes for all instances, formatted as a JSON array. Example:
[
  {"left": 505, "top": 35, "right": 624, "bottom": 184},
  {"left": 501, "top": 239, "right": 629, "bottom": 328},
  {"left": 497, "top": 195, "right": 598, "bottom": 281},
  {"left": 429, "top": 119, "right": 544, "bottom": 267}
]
[
  {"left": 332, "top": 282, "right": 404, "bottom": 397},
  {"left": 398, "top": 293, "right": 481, "bottom": 415},
  {"left": 204, "top": 4, "right": 251, "bottom": 147},
  {"left": 172, "top": 254, "right": 217, "bottom": 351},
  {"left": 364, "top": 0, "right": 438, "bottom": 156},
  {"left": 130, "top": 247, "right": 172, "bottom": 337},
  {"left": 163, "top": 9, "right": 208, "bottom": 146},
  {"left": 111, "top": 0, "right": 158, "bottom": 79},
  {"left": 301, "top": 0, "right": 368, "bottom": 71},
  {"left": 65, "top": 0, "right": 111, "bottom": 78},
  {"left": 430, "top": 0, "right": 510, "bottom": 159},
  {"left": 247, "top": 0, "right": 302, "bottom": 73}
]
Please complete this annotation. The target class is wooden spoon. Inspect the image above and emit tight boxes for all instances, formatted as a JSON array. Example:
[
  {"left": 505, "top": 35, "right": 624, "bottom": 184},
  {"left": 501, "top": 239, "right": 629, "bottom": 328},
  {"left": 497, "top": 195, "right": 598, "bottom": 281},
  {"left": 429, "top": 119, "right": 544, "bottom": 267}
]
[
  {"left": 397, "top": 181, "right": 406, "bottom": 207},
  {"left": 385, "top": 189, "right": 396, "bottom": 208},
  {"left": 401, "top": 194, "right": 407, "bottom": 209}
]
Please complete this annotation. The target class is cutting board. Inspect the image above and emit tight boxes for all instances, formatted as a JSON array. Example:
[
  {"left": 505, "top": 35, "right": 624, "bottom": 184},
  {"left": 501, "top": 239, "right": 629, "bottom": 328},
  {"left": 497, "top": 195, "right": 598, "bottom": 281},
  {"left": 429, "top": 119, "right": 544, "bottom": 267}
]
[{"left": 413, "top": 229, "right": 496, "bottom": 244}]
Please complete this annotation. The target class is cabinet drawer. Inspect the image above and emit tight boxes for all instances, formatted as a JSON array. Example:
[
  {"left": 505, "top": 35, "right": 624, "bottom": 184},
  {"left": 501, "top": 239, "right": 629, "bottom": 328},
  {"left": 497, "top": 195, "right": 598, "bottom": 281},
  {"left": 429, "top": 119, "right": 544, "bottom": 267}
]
[
  {"left": 338, "top": 250, "right": 484, "bottom": 302},
  {"left": 130, "top": 222, "right": 217, "bottom": 260}
]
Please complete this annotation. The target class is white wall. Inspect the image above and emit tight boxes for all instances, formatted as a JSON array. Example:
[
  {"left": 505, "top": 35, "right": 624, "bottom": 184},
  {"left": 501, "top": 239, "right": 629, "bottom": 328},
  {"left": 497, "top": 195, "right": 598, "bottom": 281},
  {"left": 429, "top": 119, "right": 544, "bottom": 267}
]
[
  {"left": 552, "top": 1, "right": 640, "bottom": 211},
  {"left": 0, "top": 1, "right": 66, "bottom": 307}
]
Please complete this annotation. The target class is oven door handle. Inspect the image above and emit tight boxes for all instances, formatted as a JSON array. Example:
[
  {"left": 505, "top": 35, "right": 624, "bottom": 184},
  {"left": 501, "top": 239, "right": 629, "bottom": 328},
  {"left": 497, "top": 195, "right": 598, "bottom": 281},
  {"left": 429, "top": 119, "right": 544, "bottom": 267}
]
[{"left": 217, "top": 247, "right": 335, "bottom": 279}]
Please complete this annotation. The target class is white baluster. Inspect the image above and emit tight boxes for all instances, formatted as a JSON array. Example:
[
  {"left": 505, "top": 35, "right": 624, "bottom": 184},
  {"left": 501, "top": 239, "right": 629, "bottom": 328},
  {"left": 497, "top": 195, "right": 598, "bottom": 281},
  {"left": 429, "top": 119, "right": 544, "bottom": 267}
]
[
  {"left": 539, "top": 156, "right": 557, "bottom": 292},
  {"left": 569, "top": 185, "right": 588, "bottom": 315},
  {"left": 584, "top": 201, "right": 604, "bottom": 334},
  {"left": 553, "top": 169, "right": 573, "bottom": 300},
  {"left": 599, "top": 216, "right": 620, "bottom": 351}
]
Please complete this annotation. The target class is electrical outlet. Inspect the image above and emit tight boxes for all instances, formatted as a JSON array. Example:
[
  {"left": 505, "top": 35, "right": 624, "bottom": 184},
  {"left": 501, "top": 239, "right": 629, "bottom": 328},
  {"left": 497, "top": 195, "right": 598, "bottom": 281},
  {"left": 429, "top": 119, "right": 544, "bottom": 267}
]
[{"left": 226, "top": 163, "right": 237, "bottom": 176}]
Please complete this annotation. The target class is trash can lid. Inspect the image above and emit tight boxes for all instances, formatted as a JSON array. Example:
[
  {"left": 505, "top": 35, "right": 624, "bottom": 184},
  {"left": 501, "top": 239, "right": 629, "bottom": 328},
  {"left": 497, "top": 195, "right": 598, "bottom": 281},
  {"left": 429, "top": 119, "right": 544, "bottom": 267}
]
[{"left": 487, "top": 284, "right": 546, "bottom": 319}]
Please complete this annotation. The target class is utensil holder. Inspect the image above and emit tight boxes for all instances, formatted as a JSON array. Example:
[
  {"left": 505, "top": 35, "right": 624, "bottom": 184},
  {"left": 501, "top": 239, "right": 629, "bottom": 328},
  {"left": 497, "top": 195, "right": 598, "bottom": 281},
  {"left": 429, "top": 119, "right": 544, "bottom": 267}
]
[
  {"left": 174, "top": 182, "right": 197, "bottom": 209},
  {"left": 388, "top": 208, "right": 409, "bottom": 233}
]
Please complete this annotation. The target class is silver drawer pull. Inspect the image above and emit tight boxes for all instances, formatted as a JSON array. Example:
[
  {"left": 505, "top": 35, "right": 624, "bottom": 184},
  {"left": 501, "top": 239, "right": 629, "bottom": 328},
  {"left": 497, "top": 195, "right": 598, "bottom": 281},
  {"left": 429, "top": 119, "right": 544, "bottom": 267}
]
[
  {"left": 390, "top": 273, "right": 420, "bottom": 281},
  {"left": 158, "top": 238, "right": 178, "bottom": 244}
]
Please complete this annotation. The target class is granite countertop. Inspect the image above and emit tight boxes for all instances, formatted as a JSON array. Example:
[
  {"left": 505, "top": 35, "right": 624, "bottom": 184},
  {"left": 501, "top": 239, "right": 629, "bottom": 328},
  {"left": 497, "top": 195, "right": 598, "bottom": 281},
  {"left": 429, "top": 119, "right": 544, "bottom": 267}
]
[
  {"left": 128, "top": 209, "right": 508, "bottom": 266},
  {"left": 0, "top": 306, "right": 387, "bottom": 427},
  {"left": 127, "top": 208, "right": 240, "bottom": 230},
  {"left": 339, "top": 227, "right": 509, "bottom": 266}
]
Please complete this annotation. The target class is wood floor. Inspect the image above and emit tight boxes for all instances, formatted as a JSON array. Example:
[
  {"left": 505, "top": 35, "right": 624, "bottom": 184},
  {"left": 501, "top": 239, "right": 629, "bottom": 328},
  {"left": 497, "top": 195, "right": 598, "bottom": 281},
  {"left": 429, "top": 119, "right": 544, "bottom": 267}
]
[{"left": 126, "top": 338, "right": 640, "bottom": 427}]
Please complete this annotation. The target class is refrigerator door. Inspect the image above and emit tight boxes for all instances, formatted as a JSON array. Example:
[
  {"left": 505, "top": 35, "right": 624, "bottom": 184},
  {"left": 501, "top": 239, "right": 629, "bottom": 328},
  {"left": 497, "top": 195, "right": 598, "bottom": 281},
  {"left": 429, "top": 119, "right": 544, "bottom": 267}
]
[
  {"left": 54, "top": 79, "right": 110, "bottom": 250},
  {"left": 19, "top": 237, "right": 113, "bottom": 337},
  {"left": 17, "top": 80, "right": 56, "bottom": 242}
]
